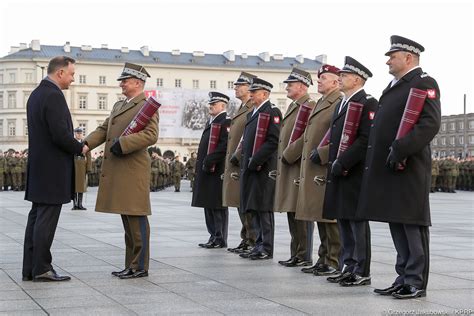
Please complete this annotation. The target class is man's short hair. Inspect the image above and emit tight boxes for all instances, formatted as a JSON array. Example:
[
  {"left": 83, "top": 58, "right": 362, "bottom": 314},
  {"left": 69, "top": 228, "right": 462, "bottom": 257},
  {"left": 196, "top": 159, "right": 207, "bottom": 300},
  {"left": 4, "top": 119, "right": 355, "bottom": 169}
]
[{"left": 47, "top": 56, "right": 76, "bottom": 75}]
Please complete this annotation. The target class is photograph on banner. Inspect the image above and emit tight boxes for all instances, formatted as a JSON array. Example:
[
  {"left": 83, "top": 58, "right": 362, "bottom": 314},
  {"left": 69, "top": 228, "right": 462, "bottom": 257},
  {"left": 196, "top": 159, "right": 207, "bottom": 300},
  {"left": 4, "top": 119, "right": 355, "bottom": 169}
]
[{"left": 145, "top": 89, "right": 238, "bottom": 139}]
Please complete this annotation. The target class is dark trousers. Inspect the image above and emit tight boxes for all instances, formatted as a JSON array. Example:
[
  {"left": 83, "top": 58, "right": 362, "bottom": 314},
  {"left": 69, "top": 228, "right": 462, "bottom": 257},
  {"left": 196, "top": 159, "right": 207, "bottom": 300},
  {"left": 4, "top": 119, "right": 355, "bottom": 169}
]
[
  {"left": 389, "top": 223, "right": 430, "bottom": 289},
  {"left": 338, "top": 219, "right": 371, "bottom": 276},
  {"left": 316, "top": 222, "right": 341, "bottom": 269},
  {"left": 121, "top": 215, "right": 150, "bottom": 271},
  {"left": 238, "top": 207, "right": 256, "bottom": 246},
  {"left": 204, "top": 207, "right": 229, "bottom": 246},
  {"left": 287, "top": 212, "right": 313, "bottom": 261},
  {"left": 252, "top": 211, "right": 275, "bottom": 255},
  {"left": 23, "top": 203, "right": 62, "bottom": 277}
]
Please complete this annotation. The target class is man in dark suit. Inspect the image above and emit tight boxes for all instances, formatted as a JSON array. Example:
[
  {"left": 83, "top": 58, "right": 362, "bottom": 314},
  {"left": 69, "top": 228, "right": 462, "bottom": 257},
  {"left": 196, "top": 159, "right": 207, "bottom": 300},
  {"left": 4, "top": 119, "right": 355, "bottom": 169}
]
[
  {"left": 322, "top": 57, "right": 378, "bottom": 287},
  {"left": 23, "top": 56, "right": 87, "bottom": 282},
  {"left": 192, "top": 92, "right": 231, "bottom": 248},
  {"left": 357, "top": 36, "right": 441, "bottom": 299},
  {"left": 235, "top": 78, "right": 282, "bottom": 260}
]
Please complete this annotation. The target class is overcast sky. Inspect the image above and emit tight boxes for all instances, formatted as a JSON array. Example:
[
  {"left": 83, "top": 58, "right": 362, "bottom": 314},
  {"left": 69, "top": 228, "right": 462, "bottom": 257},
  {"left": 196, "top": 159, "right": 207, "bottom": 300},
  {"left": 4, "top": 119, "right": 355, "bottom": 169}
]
[{"left": 1, "top": 0, "right": 472, "bottom": 115}]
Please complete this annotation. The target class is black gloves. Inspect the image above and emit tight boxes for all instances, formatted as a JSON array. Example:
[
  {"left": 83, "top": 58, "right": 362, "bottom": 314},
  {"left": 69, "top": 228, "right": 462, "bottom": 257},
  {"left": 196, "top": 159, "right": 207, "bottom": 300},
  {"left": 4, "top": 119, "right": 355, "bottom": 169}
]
[
  {"left": 110, "top": 138, "right": 123, "bottom": 157},
  {"left": 248, "top": 158, "right": 259, "bottom": 171},
  {"left": 281, "top": 155, "right": 290, "bottom": 165},
  {"left": 331, "top": 159, "right": 344, "bottom": 177},
  {"left": 230, "top": 153, "right": 239, "bottom": 167},
  {"left": 386, "top": 147, "right": 404, "bottom": 171},
  {"left": 309, "top": 148, "right": 321, "bottom": 165}
]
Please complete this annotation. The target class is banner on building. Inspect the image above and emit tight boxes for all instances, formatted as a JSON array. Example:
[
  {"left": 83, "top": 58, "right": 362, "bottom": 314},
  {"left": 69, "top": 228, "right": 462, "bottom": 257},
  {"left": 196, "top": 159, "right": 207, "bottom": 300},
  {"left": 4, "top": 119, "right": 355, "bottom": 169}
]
[{"left": 145, "top": 89, "right": 239, "bottom": 139}]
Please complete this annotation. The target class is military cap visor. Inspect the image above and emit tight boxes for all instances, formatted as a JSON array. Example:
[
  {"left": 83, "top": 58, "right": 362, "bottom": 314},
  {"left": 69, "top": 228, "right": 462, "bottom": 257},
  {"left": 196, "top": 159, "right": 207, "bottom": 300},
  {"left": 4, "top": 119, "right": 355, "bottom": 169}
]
[
  {"left": 208, "top": 91, "right": 230, "bottom": 104},
  {"left": 234, "top": 72, "right": 257, "bottom": 85},
  {"left": 283, "top": 68, "right": 313, "bottom": 86},
  {"left": 74, "top": 128, "right": 83, "bottom": 133}
]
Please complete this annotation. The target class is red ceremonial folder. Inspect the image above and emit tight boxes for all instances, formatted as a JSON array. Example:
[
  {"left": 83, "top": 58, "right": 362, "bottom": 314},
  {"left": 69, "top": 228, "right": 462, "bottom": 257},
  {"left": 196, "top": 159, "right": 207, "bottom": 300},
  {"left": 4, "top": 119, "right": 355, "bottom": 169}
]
[
  {"left": 252, "top": 113, "right": 271, "bottom": 171},
  {"left": 288, "top": 103, "right": 313, "bottom": 144},
  {"left": 207, "top": 123, "right": 222, "bottom": 173},
  {"left": 318, "top": 128, "right": 331, "bottom": 149},
  {"left": 394, "top": 88, "right": 428, "bottom": 170},
  {"left": 121, "top": 96, "right": 161, "bottom": 136},
  {"left": 336, "top": 102, "right": 364, "bottom": 157}
]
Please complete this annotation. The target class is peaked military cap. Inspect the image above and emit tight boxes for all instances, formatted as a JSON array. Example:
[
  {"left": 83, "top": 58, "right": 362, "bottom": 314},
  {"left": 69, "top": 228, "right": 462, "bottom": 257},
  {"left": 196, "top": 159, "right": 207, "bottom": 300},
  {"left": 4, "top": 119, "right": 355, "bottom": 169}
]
[
  {"left": 317, "top": 64, "right": 340, "bottom": 78},
  {"left": 117, "top": 62, "right": 151, "bottom": 81},
  {"left": 208, "top": 91, "right": 230, "bottom": 104},
  {"left": 234, "top": 71, "right": 257, "bottom": 85},
  {"left": 385, "top": 35, "right": 425, "bottom": 56},
  {"left": 74, "top": 127, "right": 83, "bottom": 133},
  {"left": 283, "top": 68, "right": 313, "bottom": 86},
  {"left": 248, "top": 78, "right": 273, "bottom": 92},
  {"left": 339, "top": 56, "right": 373, "bottom": 80}
]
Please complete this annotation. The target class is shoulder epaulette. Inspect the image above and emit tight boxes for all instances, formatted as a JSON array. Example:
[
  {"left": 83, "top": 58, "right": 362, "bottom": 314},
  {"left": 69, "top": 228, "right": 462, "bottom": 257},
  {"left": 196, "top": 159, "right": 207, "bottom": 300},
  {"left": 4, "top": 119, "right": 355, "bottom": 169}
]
[{"left": 421, "top": 72, "right": 429, "bottom": 78}]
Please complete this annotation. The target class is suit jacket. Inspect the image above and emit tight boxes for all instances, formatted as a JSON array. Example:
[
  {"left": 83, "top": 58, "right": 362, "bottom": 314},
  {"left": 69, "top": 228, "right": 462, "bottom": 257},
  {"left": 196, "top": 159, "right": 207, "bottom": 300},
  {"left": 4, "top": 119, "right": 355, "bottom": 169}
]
[
  {"left": 357, "top": 68, "right": 441, "bottom": 226},
  {"left": 192, "top": 112, "right": 230, "bottom": 208},
  {"left": 25, "top": 79, "right": 83, "bottom": 204},
  {"left": 274, "top": 94, "right": 316, "bottom": 212},
  {"left": 85, "top": 93, "right": 159, "bottom": 215},
  {"left": 222, "top": 99, "right": 253, "bottom": 207},
  {"left": 240, "top": 101, "right": 282, "bottom": 213},
  {"left": 296, "top": 89, "right": 342, "bottom": 222},
  {"left": 323, "top": 89, "right": 378, "bottom": 220}
]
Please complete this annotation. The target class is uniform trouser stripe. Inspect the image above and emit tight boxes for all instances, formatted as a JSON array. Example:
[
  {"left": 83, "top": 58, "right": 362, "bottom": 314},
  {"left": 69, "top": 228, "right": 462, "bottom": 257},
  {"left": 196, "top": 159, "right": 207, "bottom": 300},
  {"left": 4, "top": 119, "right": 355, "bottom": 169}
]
[
  {"left": 420, "top": 226, "right": 430, "bottom": 290},
  {"left": 138, "top": 216, "right": 148, "bottom": 270}
]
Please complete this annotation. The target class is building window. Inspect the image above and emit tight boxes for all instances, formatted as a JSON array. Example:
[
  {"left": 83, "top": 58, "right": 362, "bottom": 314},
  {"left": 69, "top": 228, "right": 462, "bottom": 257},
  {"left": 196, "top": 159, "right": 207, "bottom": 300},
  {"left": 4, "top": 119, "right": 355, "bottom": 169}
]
[
  {"left": 9, "top": 73, "right": 16, "bottom": 83},
  {"left": 449, "top": 136, "right": 455, "bottom": 145},
  {"left": 277, "top": 99, "right": 287, "bottom": 109},
  {"left": 192, "top": 80, "right": 199, "bottom": 89},
  {"left": 78, "top": 95, "right": 87, "bottom": 109},
  {"left": 469, "top": 120, "right": 474, "bottom": 130},
  {"left": 157, "top": 78, "right": 163, "bottom": 87},
  {"left": 25, "top": 73, "right": 33, "bottom": 83},
  {"left": 459, "top": 136, "right": 464, "bottom": 145},
  {"left": 469, "top": 135, "right": 474, "bottom": 145},
  {"left": 449, "top": 122, "right": 455, "bottom": 131},
  {"left": 0, "top": 92, "right": 3, "bottom": 108},
  {"left": 23, "top": 119, "right": 28, "bottom": 136},
  {"left": 8, "top": 120, "right": 16, "bottom": 136},
  {"left": 459, "top": 121, "right": 464, "bottom": 130},
  {"left": 8, "top": 92, "right": 16, "bottom": 108},
  {"left": 227, "top": 81, "right": 233, "bottom": 89},
  {"left": 79, "top": 75, "right": 86, "bottom": 84},
  {"left": 0, "top": 120, "right": 3, "bottom": 136},
  {"left": 23, "top": 91, "right": 31, "bottom": 107},
  {"left": 98, "top": 94, "right": 107, "bottom": 110},
  {"left": 441, "top": 137, "right": 446, "bottom": 145},
  {"left": 441, "top": 123, "right": 446, "bottom": 132},
  {"left": 175, "top": 79, "right": 182, "bottom": 88},
  {"left": 432, "top": 138, "right": 438, "bottom": 146},
  {"left": 210, "top": 80, "right": 216, "bottom": 89},
  {"left": 99, "top": 76, "right": 106, "bottom": 85},
  {"left": 78, "top": 122, "right": 87, "bottom": 135}
]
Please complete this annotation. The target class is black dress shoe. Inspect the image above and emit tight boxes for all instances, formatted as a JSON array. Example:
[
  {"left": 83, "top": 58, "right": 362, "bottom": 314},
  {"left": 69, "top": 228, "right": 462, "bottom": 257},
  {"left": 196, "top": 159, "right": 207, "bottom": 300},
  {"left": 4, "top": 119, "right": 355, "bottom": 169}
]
[
  {"left": 301, "top": 262, "right": 323, "bottom": 274},
  {"left": 295, "top": 260, "right": 312, "bottom": 267},
  {"left": 392, "top": 284, "right": 426, "bottom": 299},
  {"left": 204, "top": 242, "right": 225, "bottom": 249},
  {"left": 278, "top": 257, "right": 295, "bottom": 266},
  {"left": 22, "top": 275, "right": 33, "bottom": 281},
  {"left": 234, "top": 245, "right": 252, "bottom": 254},
  {"left": 250, "top": 252, "right": 273, "bottom": 260},
  {"left": 198, "top": 241, "right": 213, "bottom": 248},
  {"left": 33, "top": 270, "right": 71, "bottom": 282},
  {"left": 374, "top": 283, "right": 403, "bottom": 295},
  {"left": 339, "top": 274, "right": 371, "bottom": 286},
  {"left": 327, "top": 271, "right": 351, "bottom": 283},
  {"left": 112, "top": 268, "right": 130, "bottom": 277},
  {"left": 119, "top": 269, "right": 148, "bottom": 279},
  {"left": 313, "top": 264, "right": 338, "bottom": 276}
]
